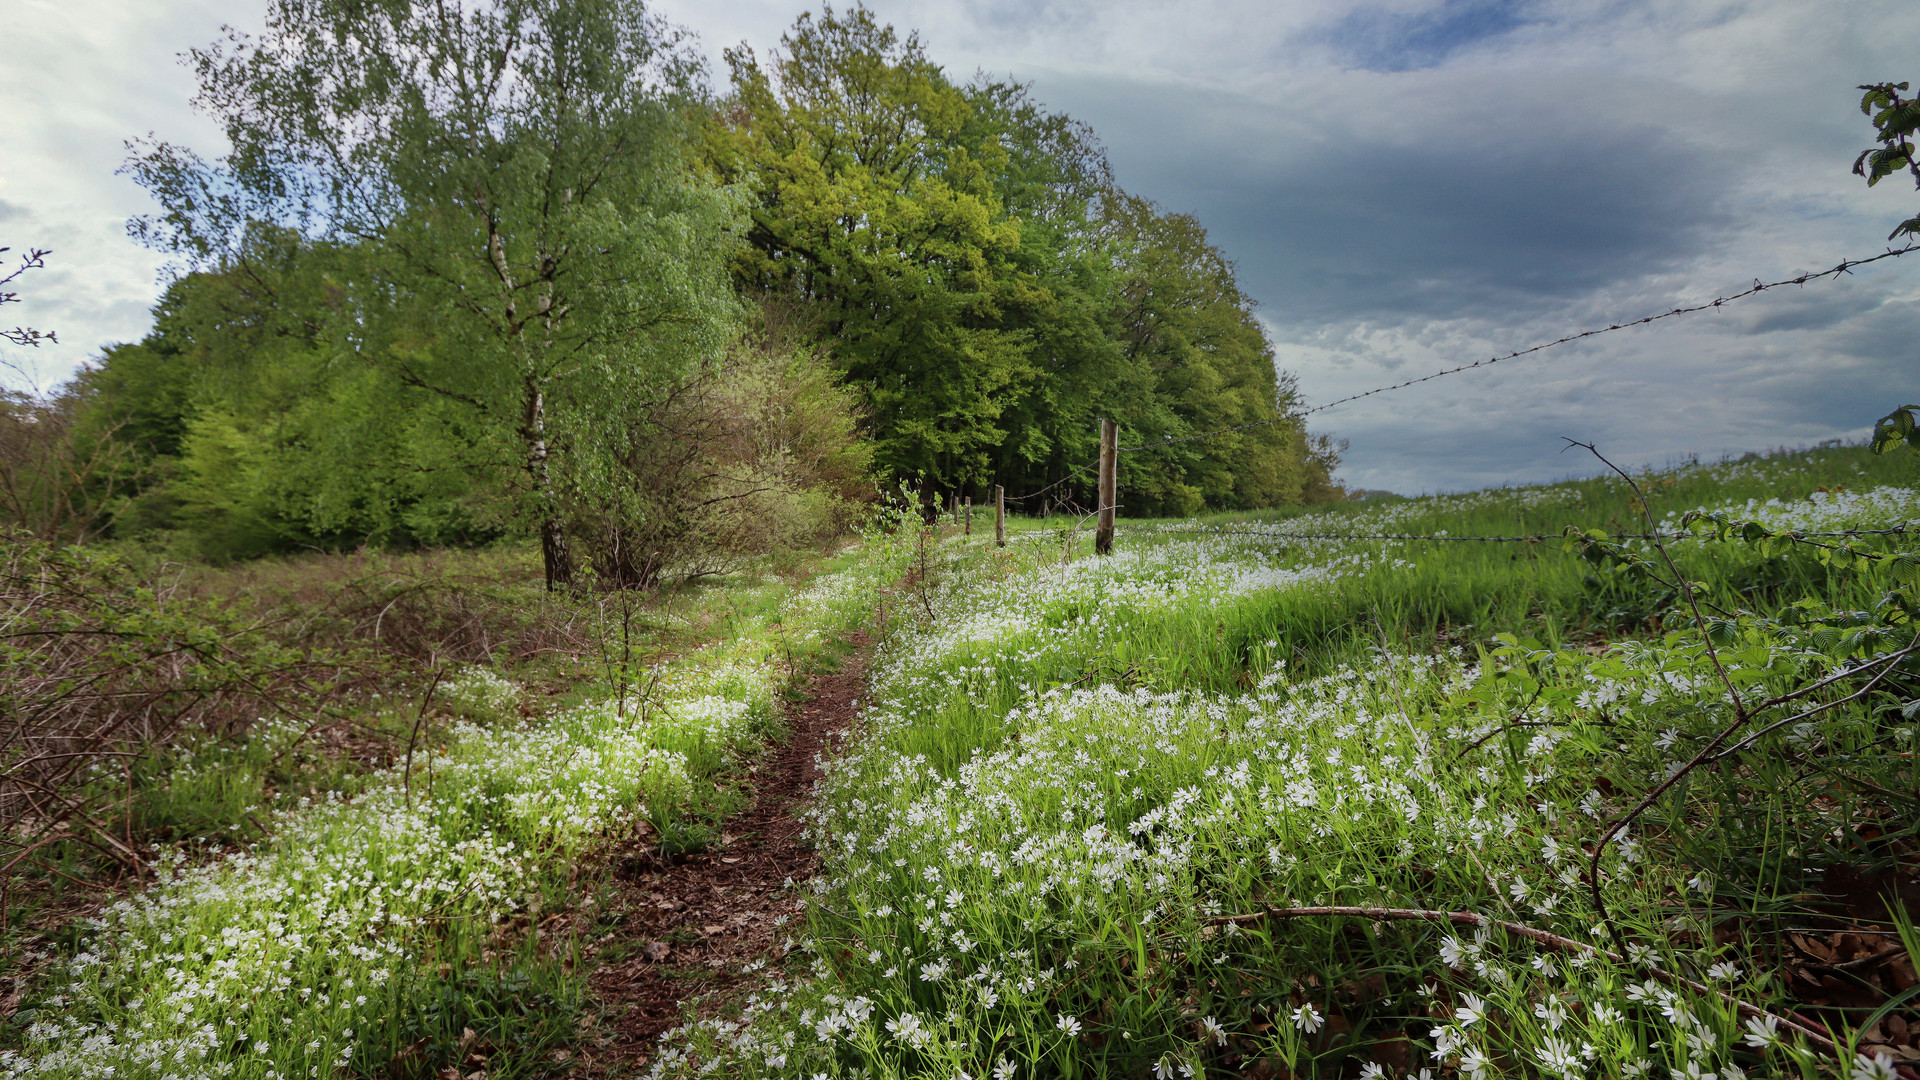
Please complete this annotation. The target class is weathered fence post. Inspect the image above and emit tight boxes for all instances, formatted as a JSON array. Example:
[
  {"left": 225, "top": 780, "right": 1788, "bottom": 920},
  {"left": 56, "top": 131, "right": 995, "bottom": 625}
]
[
  {"left": 994, "top": 485, "right": 1006, "bottom": 547},
  {"left": 964, "top": 496, "right": 972, "bottom": 536},
  {"left": 1096, "top": 418, "right": 1117, "bottom": 555}
]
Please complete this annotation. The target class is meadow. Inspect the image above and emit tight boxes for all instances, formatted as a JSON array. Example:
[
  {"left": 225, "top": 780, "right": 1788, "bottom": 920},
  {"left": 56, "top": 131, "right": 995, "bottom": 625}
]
[
  {"left": 3, "top": 441, "right": 1918, "bottom": 1080},
  {"left": 653, "top": 442, "right": 1919, "bottom": 1080}
]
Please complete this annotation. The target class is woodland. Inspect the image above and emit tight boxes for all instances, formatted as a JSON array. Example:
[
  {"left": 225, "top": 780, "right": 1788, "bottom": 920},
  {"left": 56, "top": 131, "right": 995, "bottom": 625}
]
[{"left": 1, "top": 2, "right": 1337, "bottom": 588}]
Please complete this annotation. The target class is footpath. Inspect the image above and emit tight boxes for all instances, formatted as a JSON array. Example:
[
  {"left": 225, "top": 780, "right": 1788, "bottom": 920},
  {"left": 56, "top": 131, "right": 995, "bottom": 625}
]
[{"left": 577, "top": 633, "right": 869, "bottom": 1074}]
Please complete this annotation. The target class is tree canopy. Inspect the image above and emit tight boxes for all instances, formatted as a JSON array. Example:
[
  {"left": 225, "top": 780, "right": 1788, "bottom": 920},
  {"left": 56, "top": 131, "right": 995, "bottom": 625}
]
[
  {"left": 705, "top": 5, "right": 1333, "bottom": 512},
  {"left": 123, "top": 0, "right": 742, "bottom": 585},
  {"left": 21, "top": 1, "right": 1339, "bottom": 568}
]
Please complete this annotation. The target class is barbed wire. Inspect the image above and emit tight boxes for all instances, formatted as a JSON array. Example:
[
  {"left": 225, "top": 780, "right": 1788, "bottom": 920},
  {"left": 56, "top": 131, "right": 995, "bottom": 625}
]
[
  {"left": 1000, "top": 461, "right": 1099, "bottom": 504},
  {"left": 1120, "top": 244, "right": 1919, "bottom": 453}
]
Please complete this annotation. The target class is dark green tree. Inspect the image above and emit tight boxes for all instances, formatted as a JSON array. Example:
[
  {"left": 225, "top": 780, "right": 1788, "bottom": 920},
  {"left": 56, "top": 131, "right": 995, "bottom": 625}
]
[
  {"left": 707, "top": 6, "right": 1032, "bottom": 491},
  {"left": 709, "top": 5, "right": 1328, "bottom": 512}
]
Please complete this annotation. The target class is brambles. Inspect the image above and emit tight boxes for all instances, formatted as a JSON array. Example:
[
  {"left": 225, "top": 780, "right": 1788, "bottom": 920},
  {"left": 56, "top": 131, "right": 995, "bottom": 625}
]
[
  {"left": 1874, "top": 405, "right": 1920, "bottom": 456},
  {"left": 1856, "top": 82, "right": 1920, "bottom": 239},
  {"left": 0, "top": 531, "right": 365, "bottom": 918}
]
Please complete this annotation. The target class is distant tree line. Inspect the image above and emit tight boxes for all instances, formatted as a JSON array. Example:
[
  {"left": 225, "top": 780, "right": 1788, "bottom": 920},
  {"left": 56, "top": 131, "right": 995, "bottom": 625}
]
[{"left": 1, "top": 0, "right": 1340, "bottom": 583}]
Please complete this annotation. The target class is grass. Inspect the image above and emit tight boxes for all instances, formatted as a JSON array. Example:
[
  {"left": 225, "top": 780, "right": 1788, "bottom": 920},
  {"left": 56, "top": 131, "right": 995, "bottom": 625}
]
[
  {"left": 0, "top": 526, "right": 919, "bottom": 1080},
  {"left": 646, "top": 443, "right": 1920, "bottom": 1080},
  {"left": 5, "top": 444, "right": 1916, "bottom": 1080}
]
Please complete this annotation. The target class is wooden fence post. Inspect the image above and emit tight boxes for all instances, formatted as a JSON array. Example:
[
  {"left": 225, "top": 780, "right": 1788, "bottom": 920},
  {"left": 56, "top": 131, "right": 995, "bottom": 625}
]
[
  {"left": 964, "top": 496, "right": 972, "bottom": 536},
  {"left": 1096, "top": 418, "right": 1117, "bottom": 555},
  {"left": 994, "top": 485, "right": 1006, "bottom": 547}
]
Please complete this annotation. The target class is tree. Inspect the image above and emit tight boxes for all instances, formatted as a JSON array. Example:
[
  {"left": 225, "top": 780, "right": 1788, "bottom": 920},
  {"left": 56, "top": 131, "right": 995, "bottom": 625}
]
[
  {"left": 74, "top": 242, "right": 515, "bottom": 557},
  {"left": 124, "top": 0, "right": 740, "bottom": 589},
  {"left": 0, "top": 246, "right": 56, "bottom": 351},
  {"left": 707, "top": 6, "right": 1032, "bottom": 490},
  {"left": 1097, "top": 194, "right": 1325, "bottom": 514},
  {"left": 709, "top": 6, "right": 1328, "bottom": 513}
]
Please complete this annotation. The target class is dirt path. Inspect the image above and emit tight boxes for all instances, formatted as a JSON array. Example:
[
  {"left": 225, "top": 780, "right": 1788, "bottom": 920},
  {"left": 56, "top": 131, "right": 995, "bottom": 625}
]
[{"left": 574, "top": 634, "right": 866, "bottom": 1075}]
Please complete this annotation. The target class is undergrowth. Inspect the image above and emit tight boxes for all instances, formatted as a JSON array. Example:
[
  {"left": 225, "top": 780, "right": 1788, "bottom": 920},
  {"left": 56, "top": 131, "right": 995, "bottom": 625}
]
[{"left": 0, "top": 526, "right": 918, "bottom": 1079}]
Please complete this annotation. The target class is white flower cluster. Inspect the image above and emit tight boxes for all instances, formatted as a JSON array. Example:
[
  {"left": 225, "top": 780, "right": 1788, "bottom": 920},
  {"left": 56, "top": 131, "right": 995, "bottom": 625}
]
[
  {"left": 644, "top": 476, "right": 1903, "bottom": 1078},
  {"left": 438, "top": 663, "right": 521, "bottom": 722},
  {"left": 4, "top": 656, "right": 782, "bottom": 1080},
  {"left": 1667, "top": 484, "right": 1920, "bottom": 535}
]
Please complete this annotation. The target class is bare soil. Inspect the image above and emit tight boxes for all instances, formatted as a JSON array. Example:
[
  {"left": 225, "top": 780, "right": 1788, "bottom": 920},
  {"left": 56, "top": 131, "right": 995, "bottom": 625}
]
[{"left": 571, "top": 634, "right": 867, "bottom": 1075}]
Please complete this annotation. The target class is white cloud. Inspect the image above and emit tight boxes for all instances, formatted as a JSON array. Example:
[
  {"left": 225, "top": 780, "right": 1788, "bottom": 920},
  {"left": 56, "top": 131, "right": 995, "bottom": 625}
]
[{"left": 0, "top": 0, "right": 260, "bottom": 388}]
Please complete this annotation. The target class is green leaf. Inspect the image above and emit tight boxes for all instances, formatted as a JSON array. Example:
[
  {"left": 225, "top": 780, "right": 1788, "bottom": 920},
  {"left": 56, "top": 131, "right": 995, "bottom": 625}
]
[{"left": 1871, "top": 405, "right": 1919, "bottom": 455}]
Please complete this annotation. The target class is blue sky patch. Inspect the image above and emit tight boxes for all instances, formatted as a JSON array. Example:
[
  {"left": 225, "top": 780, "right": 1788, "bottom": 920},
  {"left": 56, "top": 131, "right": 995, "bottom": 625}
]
[{"left": 1323, "top": 0, "right": 1535, "bottom": 72}]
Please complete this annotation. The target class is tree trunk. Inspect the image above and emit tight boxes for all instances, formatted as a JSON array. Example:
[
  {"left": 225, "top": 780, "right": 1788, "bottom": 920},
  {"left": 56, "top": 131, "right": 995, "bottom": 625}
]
[{"left": 522, "top": 378, "right": 572, "bottom": 591}]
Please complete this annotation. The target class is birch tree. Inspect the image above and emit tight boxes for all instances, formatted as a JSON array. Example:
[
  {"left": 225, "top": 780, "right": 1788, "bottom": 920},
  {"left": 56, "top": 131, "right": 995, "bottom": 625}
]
[{"left": 125, "top": 0, "right": 739, "bottom": 588}]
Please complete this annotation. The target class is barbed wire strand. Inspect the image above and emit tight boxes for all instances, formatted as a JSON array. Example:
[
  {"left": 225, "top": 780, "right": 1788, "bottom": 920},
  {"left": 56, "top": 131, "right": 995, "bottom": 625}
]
[
  {"left": 1121, "top": 244, "right": 1919, "bottom": 453},
  {"left": 1000, "top": 461, "right": 1099, "bottom": 504}
]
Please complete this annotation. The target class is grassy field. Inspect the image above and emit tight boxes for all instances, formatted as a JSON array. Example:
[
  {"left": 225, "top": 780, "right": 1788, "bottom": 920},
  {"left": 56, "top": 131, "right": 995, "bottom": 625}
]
[
  {"left": 655, "top": 444, "right": 1920, "bottom": 1080},
  {"left": 4, "top": 443, "right": 1918, "bottom": 1080}
]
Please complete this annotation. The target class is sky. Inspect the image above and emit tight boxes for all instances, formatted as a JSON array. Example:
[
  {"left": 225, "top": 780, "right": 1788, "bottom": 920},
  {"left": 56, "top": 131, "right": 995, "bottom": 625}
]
[{"left": 3, "top": 0, "right": 1918, "bottom": 494}]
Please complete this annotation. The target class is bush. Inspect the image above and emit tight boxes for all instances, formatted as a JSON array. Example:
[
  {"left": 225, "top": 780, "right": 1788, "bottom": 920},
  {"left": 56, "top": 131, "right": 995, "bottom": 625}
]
[
  {"left": 566, "top": 318, "right": 873, "bottom": 590},
  {"left": 0, "top": 530, "right": 362, "bottom": 909}
]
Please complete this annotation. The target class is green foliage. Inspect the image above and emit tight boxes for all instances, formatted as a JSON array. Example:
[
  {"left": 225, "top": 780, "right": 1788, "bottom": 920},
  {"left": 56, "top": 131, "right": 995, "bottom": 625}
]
[
  {"left": 708, "top": 8, "right": 1032, "bottom": 487},
  {"left": 1873, "top": 403, "right": 1920, "bottom": 455},
  {"left": 0, "top": 529, "right": 370, "bottom": 924},
  {"left": 5, "top": 524, "right": 921, "bottom": 1078},
  {"left": 642, "top": 442, "right": 1918, "bottom": 1080},
  {"left": 564, "top": 308, "right": 876, "bottom": 588},
  {"left": 1855, "top": 81, "right": 1920, "bottom": 239},
  {"left": 367, "top": 955, "right": 585, "bottom": 1080},
  {"left": 68, "top": 255, "right": 515, "bottom": 556},
  {"left": 122, "top": 0, "right": 743, "bottom": 585},
  {"left": 708, "top": 6, "right": 1322, "bottom": 510},
  {"left": 17, "top": 2, "right": 1332, "bottom": 566},
  {"left": 1099, "top": 194, "right": 1330, "bottom": 513}
]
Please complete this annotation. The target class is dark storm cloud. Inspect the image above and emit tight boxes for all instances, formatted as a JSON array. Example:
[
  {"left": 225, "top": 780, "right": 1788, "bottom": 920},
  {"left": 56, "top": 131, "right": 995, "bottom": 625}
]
[
  {"left": 1822, "top": 295, "right": 1920, "bottom": 361},
  {"left": 1038, "top": 74, "right": 1731, "bottom": 326},
  {"left": 1736, "top": 288, "right": 1890, "bottom": 335}
]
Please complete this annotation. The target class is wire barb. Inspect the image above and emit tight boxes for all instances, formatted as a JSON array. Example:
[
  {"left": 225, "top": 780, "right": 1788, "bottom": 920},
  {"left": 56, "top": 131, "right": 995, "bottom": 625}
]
[{"left": 1119, "top": 244, "right": 1919, "bottom": 453}]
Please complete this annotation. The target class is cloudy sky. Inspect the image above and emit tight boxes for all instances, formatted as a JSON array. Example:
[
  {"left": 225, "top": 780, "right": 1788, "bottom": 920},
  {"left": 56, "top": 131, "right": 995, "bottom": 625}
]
[{"left": 4, "top": 0, "right": 1918, "bottom": 493}]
